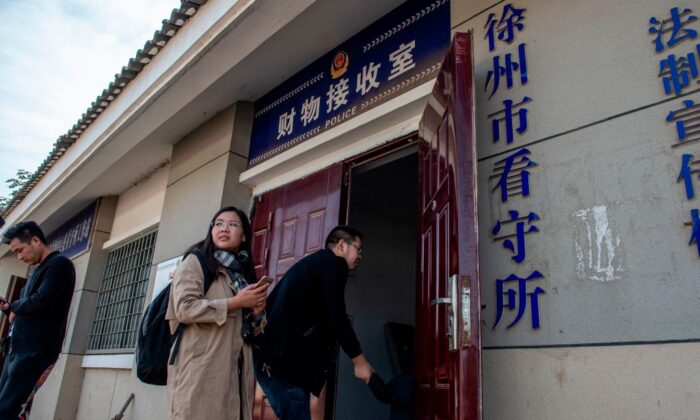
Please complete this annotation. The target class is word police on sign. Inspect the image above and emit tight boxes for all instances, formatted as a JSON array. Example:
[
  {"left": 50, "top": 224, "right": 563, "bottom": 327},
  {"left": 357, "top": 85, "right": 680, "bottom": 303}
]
[{"left": 248, "top": 0, "right": 450, "bottom": 167}]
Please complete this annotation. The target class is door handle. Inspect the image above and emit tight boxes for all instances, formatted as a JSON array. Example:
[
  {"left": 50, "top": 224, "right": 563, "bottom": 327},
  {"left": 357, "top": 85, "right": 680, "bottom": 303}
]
[
  {"left": 431, "top": 297, "right": 452, "bottom": 305},
  {"left": 431, "top": 275, "right": 459, "bottom": 351}
]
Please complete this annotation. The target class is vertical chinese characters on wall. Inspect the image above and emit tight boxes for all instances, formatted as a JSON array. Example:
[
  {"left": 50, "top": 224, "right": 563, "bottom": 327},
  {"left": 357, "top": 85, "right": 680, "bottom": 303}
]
[
  {"left": 486, "top": 3, "right": 545, "bottom": 330},
  {"left": 649, "top": 7, "right": 700, "bottom": 255}
]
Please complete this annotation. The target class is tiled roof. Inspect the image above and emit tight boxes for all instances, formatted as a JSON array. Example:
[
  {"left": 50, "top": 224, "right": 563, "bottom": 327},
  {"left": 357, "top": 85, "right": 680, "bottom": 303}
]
[{"left": 2, "top": 0, "right": 208, "bottom": 217}]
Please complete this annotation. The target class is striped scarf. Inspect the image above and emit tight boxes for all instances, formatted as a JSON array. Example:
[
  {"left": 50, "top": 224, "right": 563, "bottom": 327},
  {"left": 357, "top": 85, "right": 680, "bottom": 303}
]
[{"left": 213, "top": 250, "right": 267, "bottom": 340}]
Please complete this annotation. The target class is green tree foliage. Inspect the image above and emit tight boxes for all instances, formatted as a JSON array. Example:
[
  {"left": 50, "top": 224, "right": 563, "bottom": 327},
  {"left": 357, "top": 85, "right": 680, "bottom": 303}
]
[{"left": 0, "top": 169, "right": 32, "bottom": 212}]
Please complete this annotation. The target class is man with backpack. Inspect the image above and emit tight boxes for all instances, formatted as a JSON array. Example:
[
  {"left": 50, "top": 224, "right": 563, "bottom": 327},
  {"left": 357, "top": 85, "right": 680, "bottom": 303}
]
[{"left": 0, "top": 221, "right": 75, "bottom": 420}]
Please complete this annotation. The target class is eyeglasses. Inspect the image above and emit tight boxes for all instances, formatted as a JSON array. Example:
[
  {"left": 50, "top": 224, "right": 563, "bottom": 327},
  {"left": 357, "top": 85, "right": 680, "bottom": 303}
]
[
  {"left": 212, "top": 220, "right": 242, "bottom": 230},
  {"left": 347, "top": 241, "right": 363, "bottom": 255}
]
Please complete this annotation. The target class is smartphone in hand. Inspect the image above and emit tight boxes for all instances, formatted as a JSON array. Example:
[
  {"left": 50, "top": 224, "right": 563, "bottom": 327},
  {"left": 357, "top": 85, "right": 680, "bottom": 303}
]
[{"left": 259, "top": 276, "right": 273, "bottom": 286}]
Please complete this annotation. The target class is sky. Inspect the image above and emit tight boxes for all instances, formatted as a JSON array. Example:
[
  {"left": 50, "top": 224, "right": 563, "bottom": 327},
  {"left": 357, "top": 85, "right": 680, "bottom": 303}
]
[{"left": 0, "top": 0, "right": 178, "bottom": 200}]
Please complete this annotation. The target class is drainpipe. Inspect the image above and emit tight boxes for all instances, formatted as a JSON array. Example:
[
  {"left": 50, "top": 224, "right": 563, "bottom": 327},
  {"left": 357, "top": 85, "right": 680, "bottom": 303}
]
[{"left": 110, "top": 393, "right": 134, "bottom": 420}]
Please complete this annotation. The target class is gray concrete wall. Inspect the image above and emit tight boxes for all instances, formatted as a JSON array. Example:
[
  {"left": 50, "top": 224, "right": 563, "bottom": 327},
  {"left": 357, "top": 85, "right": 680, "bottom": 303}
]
[
  {"left": 484, "top": 343, "right": 700, "bottom": 420},
  {"left": 76, "top": 368, "right": 164, "bottom": 420},
  {"left": 451, "top": 0, "right": 700, "bottom": 418},
  {"left": 152, "top": 102, "right": 253, "bottom": 267}
]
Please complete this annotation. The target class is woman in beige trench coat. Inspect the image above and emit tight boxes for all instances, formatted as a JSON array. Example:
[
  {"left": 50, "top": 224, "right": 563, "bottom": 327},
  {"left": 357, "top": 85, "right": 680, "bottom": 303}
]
[{"left": 166, "top": 206, "right": 270, "bottom": 420}]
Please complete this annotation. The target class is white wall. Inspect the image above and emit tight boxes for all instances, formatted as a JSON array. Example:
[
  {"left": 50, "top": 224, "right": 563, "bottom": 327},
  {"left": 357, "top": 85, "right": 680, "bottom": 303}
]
[{"left": 105, "top": 165, "right": 169, "bottom": 249}]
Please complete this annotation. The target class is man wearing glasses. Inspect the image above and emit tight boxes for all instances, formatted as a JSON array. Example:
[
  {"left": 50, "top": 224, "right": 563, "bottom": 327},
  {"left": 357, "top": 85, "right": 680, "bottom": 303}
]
[{"left": 254, "top": 225, "right": 373, "bottom": 420}]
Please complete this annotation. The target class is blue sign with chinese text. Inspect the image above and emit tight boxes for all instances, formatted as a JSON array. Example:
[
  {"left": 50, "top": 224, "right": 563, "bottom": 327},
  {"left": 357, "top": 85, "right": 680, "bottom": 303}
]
[
  {"left": 248, "top": 0, "right": 450, "bottom": 167},
  {"left": 47, "top": 201, "right": 98, "bottom": 259}
]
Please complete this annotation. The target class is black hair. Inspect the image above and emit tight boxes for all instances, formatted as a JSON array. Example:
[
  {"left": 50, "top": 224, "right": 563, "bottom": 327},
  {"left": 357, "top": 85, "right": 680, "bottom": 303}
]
[
  {"left": 186, "top": 206, "right": 257, "bottom": 282},
  {"left": 325, "top": 225, "right": 363, "bottom": 249},
  {"left": 1, "top": 221, "right": 48, "bottom": 245},
  {"left": 0, "top": 215, "right": 4, "bottom": 229}
]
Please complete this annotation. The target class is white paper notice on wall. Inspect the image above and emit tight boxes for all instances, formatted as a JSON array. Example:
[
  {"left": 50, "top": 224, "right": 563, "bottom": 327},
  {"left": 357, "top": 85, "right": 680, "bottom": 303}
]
[
  {"left": 151, "top": 255, "right": 184, "bottom": 301},
  {"left": 572, "top": 206, "right": 624, "bottom": 282}
]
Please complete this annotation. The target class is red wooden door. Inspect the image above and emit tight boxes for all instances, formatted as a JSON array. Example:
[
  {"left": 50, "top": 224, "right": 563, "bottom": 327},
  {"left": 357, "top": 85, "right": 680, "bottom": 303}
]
[
  {"left": 416, "top": 32, "right": 481, "bottom": 420},
  {"left": 250, "top": 163, "right": 344, "bottom": 420}
]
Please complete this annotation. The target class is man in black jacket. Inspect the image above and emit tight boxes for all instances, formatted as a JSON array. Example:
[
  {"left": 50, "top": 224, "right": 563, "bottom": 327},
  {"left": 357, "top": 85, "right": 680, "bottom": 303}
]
[
  {"left": 254, "top": 225, "right": 373, "bottom": 420},
  {"left": 0, "top": 221, "right": 75, "bottom": 420}
]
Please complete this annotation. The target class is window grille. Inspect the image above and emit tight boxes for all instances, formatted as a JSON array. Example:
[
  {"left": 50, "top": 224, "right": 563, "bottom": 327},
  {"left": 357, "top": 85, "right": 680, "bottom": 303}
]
[{"left": 87, "top": 231, "right": 157, "bottom": 352}]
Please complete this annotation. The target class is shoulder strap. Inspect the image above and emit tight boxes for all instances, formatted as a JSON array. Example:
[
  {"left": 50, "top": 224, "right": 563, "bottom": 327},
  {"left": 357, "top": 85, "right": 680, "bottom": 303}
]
[
  {"left": 169, "top": 323, "right": 185, "bottom": 365},
  {"left": 188, "top": 249, "right": 216, "bottom": 293}
]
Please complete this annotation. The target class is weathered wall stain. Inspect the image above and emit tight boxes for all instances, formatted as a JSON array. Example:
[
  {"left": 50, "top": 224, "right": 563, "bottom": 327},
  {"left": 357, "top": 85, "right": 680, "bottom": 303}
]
[{"left": 572, "top": 206, "right": 624, "bottom": 282}]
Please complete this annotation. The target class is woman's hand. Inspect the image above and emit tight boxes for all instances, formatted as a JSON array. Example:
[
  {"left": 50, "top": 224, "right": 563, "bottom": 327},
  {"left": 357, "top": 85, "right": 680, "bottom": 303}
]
[
  {"left": 253, "top": 301, "right": 266, "bottom": 316},
  {"left": 227, "top": 281, "right": 269, "bottom": 311}
]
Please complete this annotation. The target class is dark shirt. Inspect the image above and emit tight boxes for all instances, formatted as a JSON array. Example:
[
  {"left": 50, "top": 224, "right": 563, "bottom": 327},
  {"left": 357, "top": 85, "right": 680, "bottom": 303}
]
[
  {"left": 256, "top": 249, "right": 361, "bottom": 396},
  {"left": 10, "top": 251, "right": 76, "bottom": 355}
]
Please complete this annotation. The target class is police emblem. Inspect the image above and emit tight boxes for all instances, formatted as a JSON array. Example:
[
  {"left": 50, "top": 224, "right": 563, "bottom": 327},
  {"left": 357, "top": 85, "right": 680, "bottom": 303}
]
[{"left": 330, "top": 51, "right": 349, "bottom": 79}]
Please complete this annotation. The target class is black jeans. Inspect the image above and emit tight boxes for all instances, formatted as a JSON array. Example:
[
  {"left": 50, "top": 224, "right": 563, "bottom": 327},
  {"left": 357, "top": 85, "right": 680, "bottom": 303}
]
[{"left": 0, "top": 350, "right": 57, "bottom": 420}]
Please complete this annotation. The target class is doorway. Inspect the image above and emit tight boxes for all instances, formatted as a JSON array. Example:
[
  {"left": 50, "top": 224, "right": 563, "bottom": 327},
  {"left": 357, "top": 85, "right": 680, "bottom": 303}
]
[
  {"left": 250, "top": 32, "right": 479, "bottom": 420},
  {"left": 333, "top": 146, "right": 418, "bottom": 420}
]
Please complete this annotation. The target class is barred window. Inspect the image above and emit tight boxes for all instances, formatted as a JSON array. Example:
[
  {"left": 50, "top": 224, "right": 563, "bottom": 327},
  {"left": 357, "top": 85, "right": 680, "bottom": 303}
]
[{"left": 87, "top": 231, "right": 157, "bottom": 352}]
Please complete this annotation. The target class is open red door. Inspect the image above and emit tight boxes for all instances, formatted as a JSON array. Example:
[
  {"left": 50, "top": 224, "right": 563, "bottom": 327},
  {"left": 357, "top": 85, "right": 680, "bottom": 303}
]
[
  {"left": 416, "top": 32, "right": 481, "bottom": 420},
  {"left": 250, "top": 163, "right": 343, "bottom": 420}
]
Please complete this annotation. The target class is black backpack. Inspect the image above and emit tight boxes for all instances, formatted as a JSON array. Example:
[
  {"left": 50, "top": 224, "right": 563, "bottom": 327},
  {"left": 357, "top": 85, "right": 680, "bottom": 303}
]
[{"left": 135, "top": 250, "right": 215, "bottom": 385}]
